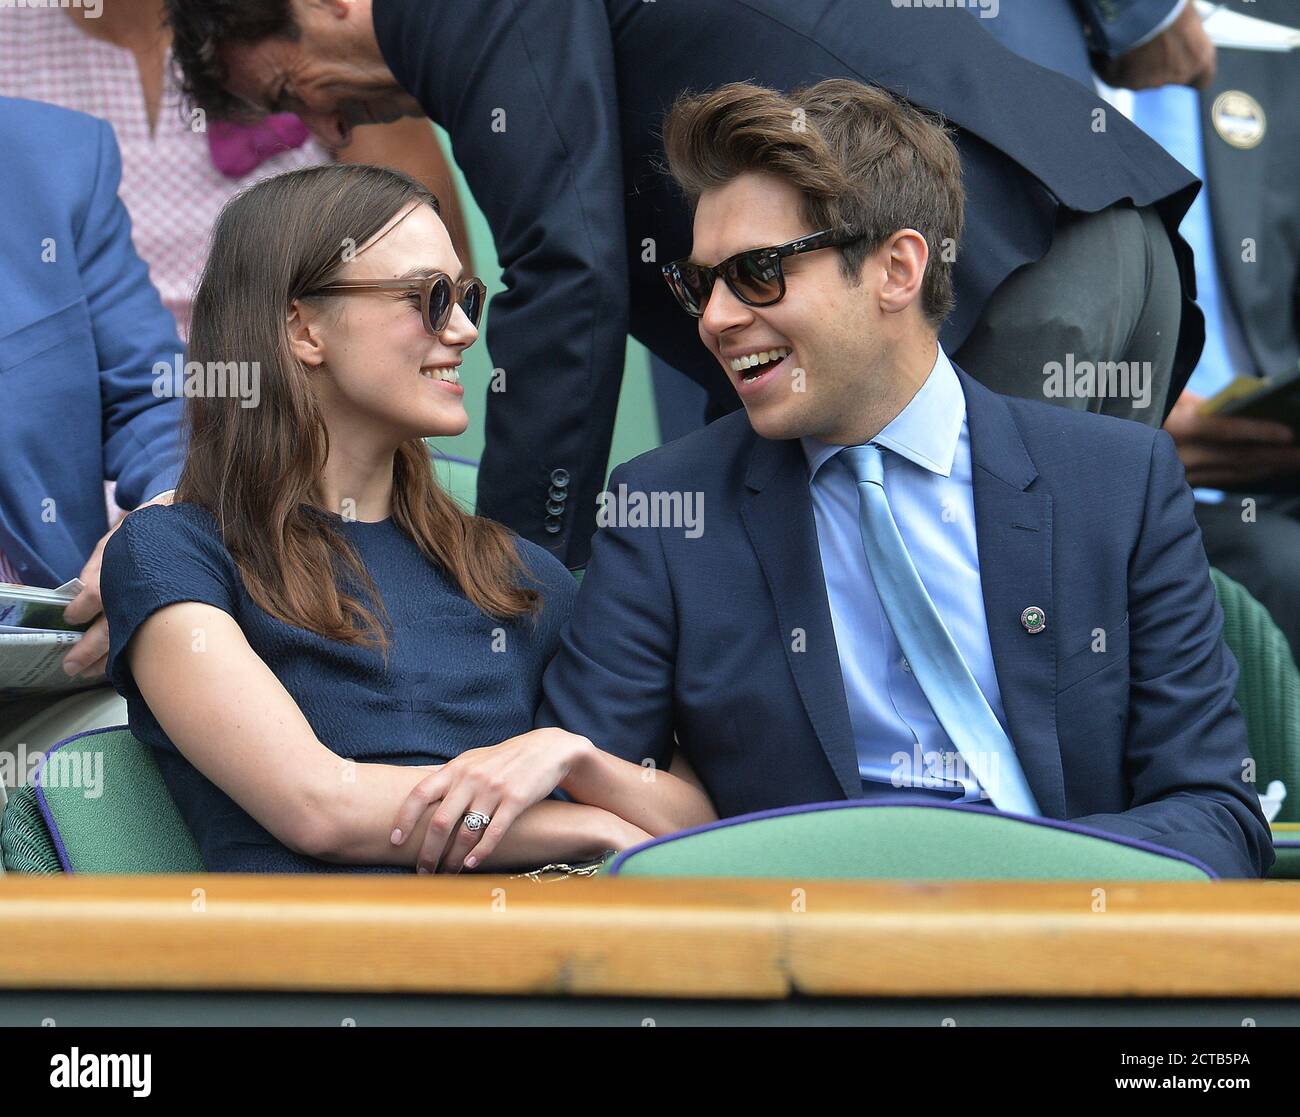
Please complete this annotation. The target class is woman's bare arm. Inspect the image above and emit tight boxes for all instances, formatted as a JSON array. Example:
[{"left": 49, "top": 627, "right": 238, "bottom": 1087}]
[{"left": 126, "top": 601, "right": 643, "bottom": 869}]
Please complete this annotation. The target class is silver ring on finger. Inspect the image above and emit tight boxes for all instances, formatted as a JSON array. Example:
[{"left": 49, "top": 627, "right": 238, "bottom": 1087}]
[{"left": 462, "top": 810, "right": 492, "bottom": 833}]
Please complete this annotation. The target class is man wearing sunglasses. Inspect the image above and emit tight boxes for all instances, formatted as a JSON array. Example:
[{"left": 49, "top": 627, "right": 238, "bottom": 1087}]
[
  {"left": 536, "top": 79, "right": 1272, "bottom": 879},
  {"left": 162, "top": 0, "right": 1205, "bottom": 571}
]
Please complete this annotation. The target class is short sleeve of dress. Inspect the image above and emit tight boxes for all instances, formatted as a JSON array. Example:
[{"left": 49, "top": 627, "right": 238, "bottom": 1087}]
[{"left": 101, "top": 503, "right": 240, "bottom": 701}]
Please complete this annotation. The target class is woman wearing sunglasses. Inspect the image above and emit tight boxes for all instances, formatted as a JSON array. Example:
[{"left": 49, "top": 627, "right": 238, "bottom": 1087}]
[{"left": 98, "top": 163, "right": 659, "bottom": 872}]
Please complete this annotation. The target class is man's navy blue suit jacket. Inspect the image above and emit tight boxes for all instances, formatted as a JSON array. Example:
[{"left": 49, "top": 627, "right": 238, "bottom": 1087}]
[{"left": 537, "top": 369, "right": 1274, "bottom": 879}]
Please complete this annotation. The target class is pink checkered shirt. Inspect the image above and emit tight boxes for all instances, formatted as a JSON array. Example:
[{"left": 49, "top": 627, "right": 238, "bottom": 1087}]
[
  {"left": 0, "top": 549, "right": 21, "bottom": 586},
  {"left": 0, "top": 6, "right": 330, "bottom": 339}
]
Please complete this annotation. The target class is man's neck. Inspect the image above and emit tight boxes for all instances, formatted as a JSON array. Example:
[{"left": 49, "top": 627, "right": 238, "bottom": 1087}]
[{"left": 830, "top": 335, "right": 939, "bottom": 446}]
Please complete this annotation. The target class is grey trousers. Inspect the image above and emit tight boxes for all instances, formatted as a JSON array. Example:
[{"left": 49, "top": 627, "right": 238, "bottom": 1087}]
[{"left": 953, "top": 203, "right": 1181, "bottom": 427}]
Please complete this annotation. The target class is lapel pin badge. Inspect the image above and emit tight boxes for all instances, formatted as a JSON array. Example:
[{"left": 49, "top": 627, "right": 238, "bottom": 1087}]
[{"left": 1020, "top": 606, "right": 1046, "bottom": 634}]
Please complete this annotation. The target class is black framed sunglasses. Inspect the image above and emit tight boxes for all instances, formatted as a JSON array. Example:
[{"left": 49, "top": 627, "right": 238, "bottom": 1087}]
[
  {"left": 662, "top": 229, "right": 868, "bottom": 317},
  {"left": 305, "top": 272, "right": 488, "bottom": 335}
]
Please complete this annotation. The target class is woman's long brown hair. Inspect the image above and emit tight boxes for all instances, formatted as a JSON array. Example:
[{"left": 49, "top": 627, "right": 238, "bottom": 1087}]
[{"left": 177, "top": 164, "right": 539, "bottom": 650}]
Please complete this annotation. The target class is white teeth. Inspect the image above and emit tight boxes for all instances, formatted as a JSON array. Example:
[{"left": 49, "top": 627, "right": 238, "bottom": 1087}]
[
  {"left": 729, "top": 346, "right": 791, "bottom": 374},
  {"left": 420, "top": 365, "right": 461, "bottom": 384}
]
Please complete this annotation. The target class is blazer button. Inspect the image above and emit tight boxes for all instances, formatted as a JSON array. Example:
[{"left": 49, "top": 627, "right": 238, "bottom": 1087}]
[
  {"left": 549, "top": 468, "right": 570, "bottom": 487},
  {"left": 548, "top": 486, "right": 567, "bottom": 502},
  {"left": 546, "top": 500, "right": 565, "bottom": 516},
  {"left": 544, "top": 514, "right": 563, "bottom": 534}
]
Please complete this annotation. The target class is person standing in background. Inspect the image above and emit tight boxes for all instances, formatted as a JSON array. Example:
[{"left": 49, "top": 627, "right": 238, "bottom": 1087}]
[
  {"left": 162, "top": 0, "right": 1208, "bottom": 571},
  {"left": 977, "top": 0, "right": 1300, "bottom": 656},
  {"left": 0, "top": 0, "right": 475, "bottom": 338},
  {"left": 1129, "top": 0, "right": 1300, "bottom": 658}
]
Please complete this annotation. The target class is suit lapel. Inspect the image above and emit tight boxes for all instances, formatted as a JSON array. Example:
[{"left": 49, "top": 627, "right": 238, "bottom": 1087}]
[
  {"left": 960, "top": 370, "right": 1067, "bottom": 818},
  {"left": 739, "top": 434, "right": 862, "bottom": 800}
]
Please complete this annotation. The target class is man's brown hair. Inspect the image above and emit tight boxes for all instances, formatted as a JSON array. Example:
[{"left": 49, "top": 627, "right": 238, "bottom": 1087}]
[{"left": 662, "top": 79, "right": 965, "bottom": 327}]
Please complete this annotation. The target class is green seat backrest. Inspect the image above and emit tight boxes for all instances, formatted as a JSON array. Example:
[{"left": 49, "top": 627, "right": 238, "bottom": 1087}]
[
  {"left": 1209, "top": 567, "right": 1300, "bottom": 826},
  {"left": 32, "top": 727, "right": 204, "bottom": 874},
  {"left": 1271, "top": 825, "right": 1300, "bottom": 879},
  {"left": 0, "top": 783, "right": 62, "bottom": 873},
  {"left": 610, "top": 802, "right": 1213, "bottom": 880}
]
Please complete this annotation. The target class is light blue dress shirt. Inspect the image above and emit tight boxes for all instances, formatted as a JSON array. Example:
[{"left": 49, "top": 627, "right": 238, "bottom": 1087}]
[{"left": 801, "top": 346, "right": 1009, "bottom": 800}]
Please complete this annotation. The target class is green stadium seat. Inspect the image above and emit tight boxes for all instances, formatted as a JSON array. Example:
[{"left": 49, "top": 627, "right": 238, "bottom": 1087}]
[
  {"left": 607, "top": 799, "right": 1216, "bottom": 880},
  {"left": 0, "top": 727, "right": 203, "bottom": 874},
  {"left": 1208, "top": 567, "right": 1300, "bottom": 878},
  {"left": 0, "top": 783, "right": 60, "bottom": 874}
]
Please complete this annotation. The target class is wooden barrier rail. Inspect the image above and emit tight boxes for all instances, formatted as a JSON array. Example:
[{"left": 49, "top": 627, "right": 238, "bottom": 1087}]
[{"left": 1, "top": 876, "right": 1298, "bottom": 1000}]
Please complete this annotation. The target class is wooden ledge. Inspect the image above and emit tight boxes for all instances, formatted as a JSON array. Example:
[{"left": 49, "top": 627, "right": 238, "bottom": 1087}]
[{"left": 0, "top": 876, "right": 1297, "bottom": 999}]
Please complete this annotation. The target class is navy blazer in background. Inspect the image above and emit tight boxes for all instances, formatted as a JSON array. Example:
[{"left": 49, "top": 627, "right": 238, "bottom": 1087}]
[
  {"left": 0, "top": 97, "right": 185, "bottom": 588},
  {"left": 372, "top": 0, "right": 1205, "bottom": 569},
  {"left": 537, "top": 369, "right": 1274, "bottom": 879}
]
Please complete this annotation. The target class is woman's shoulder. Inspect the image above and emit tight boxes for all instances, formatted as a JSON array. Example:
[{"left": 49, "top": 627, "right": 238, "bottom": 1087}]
[
  {"left": 114, "top": 500, "right": 224, "bottom": 547},
  {"left": 106, "top": 501, "right": 234, "bottom": 580}
]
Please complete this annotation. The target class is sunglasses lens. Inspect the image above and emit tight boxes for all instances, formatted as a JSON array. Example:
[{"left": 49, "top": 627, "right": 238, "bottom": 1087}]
[
  {"left": 669, "top": 264, "right": 710, "bottom": 316},
  {"left": 426, "top": 275, "right": 454, "bottom": 332},
  {"left": 728, "top": 251, "right": 781, "bottom": 305},
  {"left": 460, "top": 282, "right": 485, "bottom": 328}
]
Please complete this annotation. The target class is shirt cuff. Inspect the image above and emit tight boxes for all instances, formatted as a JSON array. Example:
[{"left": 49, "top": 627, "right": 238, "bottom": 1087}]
[{"left": 1127, "top": 0, "right": 1189, "bottom": 52}]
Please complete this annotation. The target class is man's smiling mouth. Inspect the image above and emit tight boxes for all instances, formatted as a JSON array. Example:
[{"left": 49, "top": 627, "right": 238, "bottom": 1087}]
[{"left": 730, "top": 346, "right": 793, "bottom": 383}]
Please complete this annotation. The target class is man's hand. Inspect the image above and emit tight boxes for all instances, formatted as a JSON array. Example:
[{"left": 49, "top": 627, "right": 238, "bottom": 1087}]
[
  {"left": 61, "top": 489, "right": 175, "bottom": 678},
  {"left": 1164, "top": 391, "right": 1300, "bottom": 488},
  {"left": 1097, "top": 2, "right": 1217, "bottom": 92},
  {"left": 390, "top": 728, "right": 597, "bottom": 873}
]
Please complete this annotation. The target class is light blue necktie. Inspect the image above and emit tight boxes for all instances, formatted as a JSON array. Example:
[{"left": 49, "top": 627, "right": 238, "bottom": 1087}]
[{"left": 839, "top": 443, "right": 1040, "bottom": 816}]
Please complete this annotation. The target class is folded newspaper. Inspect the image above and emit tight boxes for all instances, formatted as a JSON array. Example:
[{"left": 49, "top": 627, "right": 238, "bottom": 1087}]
[
  {"left": 1194, "top": 2, "right": 1300, "bottom": 51},
  {"left": 0, "top": 580, "right": 99, "bottom": 701}
]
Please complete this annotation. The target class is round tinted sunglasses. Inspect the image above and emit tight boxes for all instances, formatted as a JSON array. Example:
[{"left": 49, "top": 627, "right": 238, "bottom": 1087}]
[
  {"left": 305, "top": 272, "right": 488, "bottom": 335},
  {"left": 662, "top": 229, "right": 868, "bottom": 317}
]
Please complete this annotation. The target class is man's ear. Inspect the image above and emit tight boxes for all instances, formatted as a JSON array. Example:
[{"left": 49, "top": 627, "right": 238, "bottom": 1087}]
[
  {"left": 319, "top": 0, "right": 356, "bottom": 20},
  {"left": 287, "top": 299, "right": 327, "bottom": 369},
  {"left": 877, "top": 229, "right": 929, "bottom": 316}
]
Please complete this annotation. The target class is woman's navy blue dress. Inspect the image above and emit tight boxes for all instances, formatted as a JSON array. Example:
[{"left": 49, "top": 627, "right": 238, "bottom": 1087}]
[{"left": 101, "top": 502, "right": 577, "bottom": 872}]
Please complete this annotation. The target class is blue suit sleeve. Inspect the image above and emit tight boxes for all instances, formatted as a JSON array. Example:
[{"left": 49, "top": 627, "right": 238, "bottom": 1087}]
[
  {"left": 1073, "top": 0, "right": 1185, "bottom": 57},
  {"left": 536, "top": 461, "right": 677, "bottom": 772},
  {"left": 440, "top": 0, "right": 629, "bottom": 567},
  {"left": 1070, "top": 430, "right": 1275, "bottom": 878},
  {"left": 79, "top": 119, "right": 186, "bottom": 508}
]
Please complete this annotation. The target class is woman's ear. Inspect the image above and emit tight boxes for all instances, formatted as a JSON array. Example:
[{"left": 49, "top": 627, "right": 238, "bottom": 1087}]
[{"left": 287, "top": 299, "right": 327, "bottom": 369}]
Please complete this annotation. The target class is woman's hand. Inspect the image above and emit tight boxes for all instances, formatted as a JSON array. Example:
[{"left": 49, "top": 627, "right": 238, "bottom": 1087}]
[{"left": 390, "top": 727, "right": 596, "bottom": 873}]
